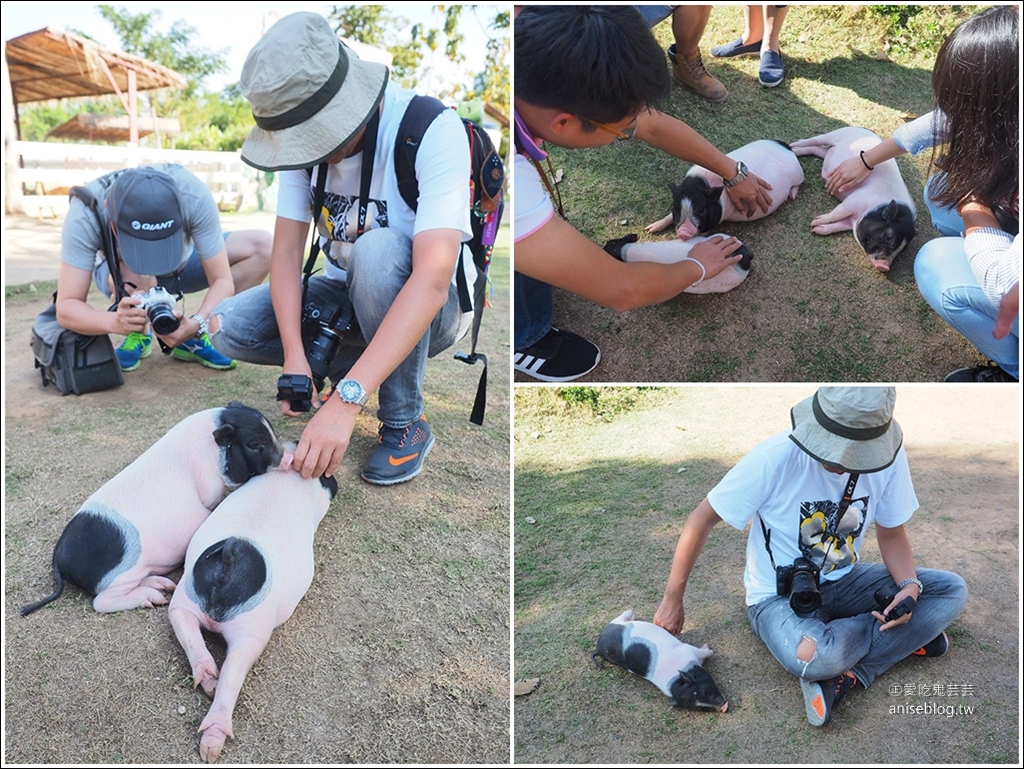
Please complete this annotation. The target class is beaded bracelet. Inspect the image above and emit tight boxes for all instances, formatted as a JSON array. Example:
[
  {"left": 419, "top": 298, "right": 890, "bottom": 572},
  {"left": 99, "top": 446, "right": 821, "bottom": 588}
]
[
  {"left": 859, "top": 150, "right": 874, "bottom": 171},
  {"left": 681, "top": 256, "right": 706, "bottom": 285}
]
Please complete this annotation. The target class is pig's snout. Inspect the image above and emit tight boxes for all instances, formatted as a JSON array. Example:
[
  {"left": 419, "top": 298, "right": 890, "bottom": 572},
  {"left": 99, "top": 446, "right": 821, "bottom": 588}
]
[
  {"left": 676, "top": 221, "right": 698, "bottom": 240},
  {"left": 872, "top": 258, "right": 891, "bottom": 273},
  {"left": 720, "top": 701, "right": 729, "bottom": 713}
]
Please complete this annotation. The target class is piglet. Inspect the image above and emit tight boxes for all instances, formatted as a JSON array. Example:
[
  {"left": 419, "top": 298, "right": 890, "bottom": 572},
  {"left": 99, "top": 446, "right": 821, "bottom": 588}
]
[
  {"left": 593, "top": 609, "right": 728, "bottom": 712},
  {"left": 790, "top": 126, "right": 916, "bottom": 272},
  {"left": 605, "top": 233, "right": 754, "bottom": 294},
  {"left": 168, "top": 464, "right": 338, "bottom": 763},
  {"left": 20, "top": 402, "right": 288, "bottom": 616},
  {"left": 646, "top": 139, "right": 804, "bottom": 240}
]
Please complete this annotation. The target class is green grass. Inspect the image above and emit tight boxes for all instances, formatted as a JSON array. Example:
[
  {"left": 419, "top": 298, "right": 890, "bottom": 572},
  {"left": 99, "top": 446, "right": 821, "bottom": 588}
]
[{"left": 540, "top": 5, "right": 990, "bottom": 383}]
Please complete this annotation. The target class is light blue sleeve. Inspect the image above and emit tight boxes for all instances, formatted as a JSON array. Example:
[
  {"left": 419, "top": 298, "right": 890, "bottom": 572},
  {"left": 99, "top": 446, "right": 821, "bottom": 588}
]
[{"left": 892, "top": 111, "right": 947, "bottom": 156}]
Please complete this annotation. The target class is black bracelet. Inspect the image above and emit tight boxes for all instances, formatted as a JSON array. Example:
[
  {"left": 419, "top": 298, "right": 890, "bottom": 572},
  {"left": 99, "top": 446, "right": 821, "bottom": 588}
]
[{"left": 859, "top": 150, "right": 874, "bottom": 171}]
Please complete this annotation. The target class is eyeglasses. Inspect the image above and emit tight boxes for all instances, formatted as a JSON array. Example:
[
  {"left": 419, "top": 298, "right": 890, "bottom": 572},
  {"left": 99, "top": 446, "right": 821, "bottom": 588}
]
[{"left": 587, "top": 115, "right": 638, "bottom": 141}]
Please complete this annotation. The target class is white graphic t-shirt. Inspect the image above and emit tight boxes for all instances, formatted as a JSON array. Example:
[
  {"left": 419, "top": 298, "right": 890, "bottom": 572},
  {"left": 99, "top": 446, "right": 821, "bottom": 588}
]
[{"left": 709, "top": 431, "right": 918, "bottom": 606}]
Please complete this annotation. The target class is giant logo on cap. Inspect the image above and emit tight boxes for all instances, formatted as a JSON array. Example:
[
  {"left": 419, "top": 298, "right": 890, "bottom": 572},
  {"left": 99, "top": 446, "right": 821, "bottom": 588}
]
[{"left": 131, "top": 219, "right": 177, "bottom": 231}]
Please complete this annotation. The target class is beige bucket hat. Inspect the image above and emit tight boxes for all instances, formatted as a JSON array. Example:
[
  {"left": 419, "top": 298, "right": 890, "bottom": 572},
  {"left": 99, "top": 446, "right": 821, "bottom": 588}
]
[
  {"left": 789, "top": 386, "right": 903, "bottom": 473},
  {"left": 240, "top": 12, "right": 389, "bottom": 171}
]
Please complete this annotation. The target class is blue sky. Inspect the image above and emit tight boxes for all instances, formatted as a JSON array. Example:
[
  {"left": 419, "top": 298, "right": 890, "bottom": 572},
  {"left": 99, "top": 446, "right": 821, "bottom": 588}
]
[{"left": 1, "top": 2, "right": 504, "bottom": 95}]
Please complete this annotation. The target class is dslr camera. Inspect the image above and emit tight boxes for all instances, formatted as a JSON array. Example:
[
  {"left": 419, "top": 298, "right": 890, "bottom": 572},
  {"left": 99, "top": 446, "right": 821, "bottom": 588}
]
[
  {"left": 134, "top": 286, "right": 180, "bottom": 336},
  {"left": 302, "top": 293, "right": 356, "bottom": 390},
  {"left": 776, "top": 557, "right": 822, "bottom": 616}
]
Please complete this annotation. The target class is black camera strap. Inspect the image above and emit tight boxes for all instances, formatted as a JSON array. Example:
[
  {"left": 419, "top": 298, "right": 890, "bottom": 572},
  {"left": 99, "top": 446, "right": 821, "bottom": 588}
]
[
  {"left": 69, "top": 186, "right": 127, "bottom": 308},
  {"left": 760, "top": 472, "right": 861, "bottom": 571},
  {"left": 300, "top": 104, "right": 381, "bottom": 314}
]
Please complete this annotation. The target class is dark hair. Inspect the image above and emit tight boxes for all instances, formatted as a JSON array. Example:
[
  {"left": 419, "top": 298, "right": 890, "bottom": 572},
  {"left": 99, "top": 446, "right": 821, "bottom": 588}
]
[
  {"left": 514, "top": 5, "right": 671, "bottom": 125},
  {"left": 929, "top": 5, "right": 1018, "bottom": 213}
]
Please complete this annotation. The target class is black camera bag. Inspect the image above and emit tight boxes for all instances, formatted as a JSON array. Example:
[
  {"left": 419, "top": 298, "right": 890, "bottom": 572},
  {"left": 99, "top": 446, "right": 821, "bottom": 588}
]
[
  {"left": 29, "top": 185, "right": 127, "bottom": 395},
  {"left": 31, "top": 301, "right": 123, "bottom": 395}
]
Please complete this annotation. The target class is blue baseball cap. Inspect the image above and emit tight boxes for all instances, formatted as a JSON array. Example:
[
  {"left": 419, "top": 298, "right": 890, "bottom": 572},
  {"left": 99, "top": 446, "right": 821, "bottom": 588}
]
[{"left": 105, "top": 168, "right": 184, "bottom": 276}]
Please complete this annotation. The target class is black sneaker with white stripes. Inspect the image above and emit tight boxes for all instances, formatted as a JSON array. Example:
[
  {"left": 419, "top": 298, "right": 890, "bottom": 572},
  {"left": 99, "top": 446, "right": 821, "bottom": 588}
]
[{"left": 514, "top": 327, "right": 601, "bottom": 382}]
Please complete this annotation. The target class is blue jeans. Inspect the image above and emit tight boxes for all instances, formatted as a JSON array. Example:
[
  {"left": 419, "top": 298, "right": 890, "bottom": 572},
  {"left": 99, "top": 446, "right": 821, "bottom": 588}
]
[
  {"left": 915, "top": 175, "right": 1019, "bottom": 378},
  {"left": 211, "top": 228, "right": 464, "bottom": 427},
  {"left": 747, "top": 562, "right": 967, "bottom": 688},
  {"left": 514, "top": 271, "right": 554, "bottom": 350}
]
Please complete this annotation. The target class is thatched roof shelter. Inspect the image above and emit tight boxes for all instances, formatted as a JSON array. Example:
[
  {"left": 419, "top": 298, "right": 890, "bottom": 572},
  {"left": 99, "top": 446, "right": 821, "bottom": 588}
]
[{"left": 5, "top": 26, "right": 186, "bottom": 141}]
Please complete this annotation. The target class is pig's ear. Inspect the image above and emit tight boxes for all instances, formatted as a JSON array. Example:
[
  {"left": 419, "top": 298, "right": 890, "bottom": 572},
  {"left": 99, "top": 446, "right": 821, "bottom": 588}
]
[
  {"left": 708, "top": 185, "right": 725, "bottom": 197},
  {"left": 213, "top": 423, "right": 236, "bottom": 447},
  {"left": 669, "top": 182, "right": 682, "bottom": 195},
  {"left": 677, "top": 668, "right": 695, "bottom": 683}
]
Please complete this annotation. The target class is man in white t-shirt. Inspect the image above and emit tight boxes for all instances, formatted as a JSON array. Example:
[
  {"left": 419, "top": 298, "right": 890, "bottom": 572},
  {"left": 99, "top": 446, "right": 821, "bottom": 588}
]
[
  {"left": 210, "top": 12, "right": 472, "bottom": 486},
  {"left": 655, "top": 387, "right": 967, "bottom": 726}
]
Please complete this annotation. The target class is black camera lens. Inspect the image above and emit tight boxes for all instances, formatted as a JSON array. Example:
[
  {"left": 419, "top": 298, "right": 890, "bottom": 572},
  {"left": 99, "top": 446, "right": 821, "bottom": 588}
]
[
  {"left": 789, "top": 570, "right": 821, "bottom": 616},
  {"left": 148, "top": 304, "right": 180, "bottom": 336},
  {"left": 306, "top": 328, "right": 342, "bottom": 388}
]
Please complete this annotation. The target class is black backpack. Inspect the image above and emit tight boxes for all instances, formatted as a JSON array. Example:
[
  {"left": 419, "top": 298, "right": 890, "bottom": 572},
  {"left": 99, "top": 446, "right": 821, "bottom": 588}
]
[
  {"left": 394, "top": 95, "right": 504, "bottom": 425},
  {"left": 304, "top": 96, "right": 504, "bottom": 424}
]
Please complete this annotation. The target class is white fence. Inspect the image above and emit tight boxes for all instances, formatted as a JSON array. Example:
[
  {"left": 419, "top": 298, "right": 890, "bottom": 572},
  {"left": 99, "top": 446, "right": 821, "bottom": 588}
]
[{"left": 9, "top": 142, "right": 269, "bottom": 217}]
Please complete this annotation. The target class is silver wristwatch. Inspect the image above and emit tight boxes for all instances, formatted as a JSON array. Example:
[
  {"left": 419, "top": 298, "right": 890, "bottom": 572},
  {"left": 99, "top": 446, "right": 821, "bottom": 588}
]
[
  {"left": 898, "top": 577, "right": 924, "bottom": 595},
  {"left": 335, "top": 378, "right": 369, "bottom": 407},
  {"left": 723, "top": 161, "right": 749, "bottom": 188}
]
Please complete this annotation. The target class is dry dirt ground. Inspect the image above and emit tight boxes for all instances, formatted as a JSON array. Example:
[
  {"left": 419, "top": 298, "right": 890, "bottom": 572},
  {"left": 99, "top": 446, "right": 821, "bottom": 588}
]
[
  {"left": 3, "top": 254, "right": 511, "bottom": 763},
  {"left": 513, "top": 386, "right": 1020, "bottom": 764}
]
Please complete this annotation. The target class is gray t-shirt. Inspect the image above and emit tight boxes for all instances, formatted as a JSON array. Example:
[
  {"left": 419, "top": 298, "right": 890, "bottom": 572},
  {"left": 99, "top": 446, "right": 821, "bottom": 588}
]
[{"left": 60, "top": 163, "right": 224, "bottom": 273}]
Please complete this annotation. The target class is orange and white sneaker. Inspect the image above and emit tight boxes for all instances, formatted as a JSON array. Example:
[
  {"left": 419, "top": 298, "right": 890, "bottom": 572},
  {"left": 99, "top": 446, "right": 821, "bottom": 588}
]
[
  {"left": 361, "top": 415, "right": 434, "bottom": 486},
  {"left": 801, "top": 671, "right": 858, "bottom": 727}
]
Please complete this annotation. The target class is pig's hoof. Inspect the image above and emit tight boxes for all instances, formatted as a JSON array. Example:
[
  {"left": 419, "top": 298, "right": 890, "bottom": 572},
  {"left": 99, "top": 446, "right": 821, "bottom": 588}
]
[
  {"left": 142, "top": 575, "right": 177, "bottom": 592},
  {"left": 194, "top": 663, "right": 220, "bottom": 697},
  {"left": 199, "top": 720, "right": 231, "bottom": 763}
]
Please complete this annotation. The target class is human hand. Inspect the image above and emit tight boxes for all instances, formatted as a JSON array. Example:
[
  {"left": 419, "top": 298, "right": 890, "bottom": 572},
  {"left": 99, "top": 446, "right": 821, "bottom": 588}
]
[
  {"left": 993, "top": 282, "right": 1019, "bottom": 340},
  {"left": 825, "top": 156, "right": 871, "bottom": 197},
  {"left": 871, "top": 585, "right": 917, "bottom": 631},
  {"left": 113, "top": 296, "right": 148, "bottom": 336},
  {"left": 155, "top": 311, "right": 201, "bottom": 349},
  {"left": 292, "top": 393, "right": 359, "bottom": 478},
  {"left": 725, "top": 174, "right": 773, "bottom": 217},
  {"left": 686, "top": 235, "right": 745, "bottom": 282},
  {"left": 653, "top": 595, "right": 685, "bottom": 636}
]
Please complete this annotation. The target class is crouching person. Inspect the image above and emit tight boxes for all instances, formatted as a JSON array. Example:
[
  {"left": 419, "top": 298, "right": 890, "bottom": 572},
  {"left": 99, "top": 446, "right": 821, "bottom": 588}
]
[
  {"left": 56, "top": 165, "right": 271, "bottom": 373},
  {"left": 210, "top": 12, "right": 473, "bottom": 485},
  {"left": 654, "top": 386, "right": 967, "bottom": 727}
]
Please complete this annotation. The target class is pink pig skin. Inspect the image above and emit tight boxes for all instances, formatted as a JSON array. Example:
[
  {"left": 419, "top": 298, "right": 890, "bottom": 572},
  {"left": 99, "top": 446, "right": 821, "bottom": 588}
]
[{"left": 168, "top": 466, "right": 335, "bottom": 764}]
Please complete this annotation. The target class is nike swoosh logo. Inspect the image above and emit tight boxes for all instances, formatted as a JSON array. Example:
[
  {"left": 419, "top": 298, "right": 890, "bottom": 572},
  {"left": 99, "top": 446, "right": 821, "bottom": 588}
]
[{"left": 388, "top": 453, "right": 420, "bottom": 467}]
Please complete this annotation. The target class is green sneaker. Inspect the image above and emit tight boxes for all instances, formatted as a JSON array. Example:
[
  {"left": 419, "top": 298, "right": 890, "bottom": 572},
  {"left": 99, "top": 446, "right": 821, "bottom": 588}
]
[
  {"left": 116, "top": 331, "right": 152, "bottom": 372},
  {"left": 172, "top": 333, "right": 237, "bottom": 370}
]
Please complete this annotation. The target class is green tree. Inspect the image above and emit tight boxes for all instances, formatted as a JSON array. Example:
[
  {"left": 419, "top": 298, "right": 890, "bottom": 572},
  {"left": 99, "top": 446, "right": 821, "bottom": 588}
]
[{"left": 97, "top": 4, "right": 227, "bottom": 99}]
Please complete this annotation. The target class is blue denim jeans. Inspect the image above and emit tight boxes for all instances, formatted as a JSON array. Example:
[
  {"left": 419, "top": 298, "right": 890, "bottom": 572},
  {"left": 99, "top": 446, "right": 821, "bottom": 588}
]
[
  {"left": 915, "top": 175, "right": 1019, "bottom": 378},
  {"left": 747, "top": 562, "right": 967, "bottom": 688},
  {"left": 211, "top": 228, "right": 464, "bottom": 427},
  {"left": 514, "top": 271, "right": 554, "bottom": 350}
]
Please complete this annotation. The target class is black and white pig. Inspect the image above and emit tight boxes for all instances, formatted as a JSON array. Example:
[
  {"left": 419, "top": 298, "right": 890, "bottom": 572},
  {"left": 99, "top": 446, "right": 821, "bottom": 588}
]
[
  {"left": 790, "top": 126, "right": 917, "bottom": 272},
  {"left": 168, "top": 464, "right": 338, "bottom": 764},
  {"left": 605, "top": 233, "right": 754, "bottom": 294},
  {"left": 20, "top": 402, "right": 288, "bottom": 616},
  {"left": 593, "top": 609, "right": 728, "bottom": 712},
  {"left": 646, "top": 139, "right": 804, "bottom": 240}
]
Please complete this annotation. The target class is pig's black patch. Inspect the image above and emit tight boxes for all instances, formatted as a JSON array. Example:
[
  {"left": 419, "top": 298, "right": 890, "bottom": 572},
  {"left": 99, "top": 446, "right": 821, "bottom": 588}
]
[
  {"left": 319, "top": 473, "right": 339, "bottom": 500},
  {"left": 855, "top": 200, "right": 916, "bottom": 260},
  {"left": 593, "top": 622, "right": 654, "bottom": 678},
  {"left": 21, "top": 507, "right": 132, "bottom": 615},
  {"left": 729, "top": 243, "right": 755, "bottom": 271},
  {"left": 214, "top": 402, "right": 283, "bottom": 487},
  {"left": 191, "top": 537, "right": 268, "bottom": 622},
  {"left": 771, "top": 139, "right": 794, "bottom": 152},
  {"left": 672, "top": 176, "right": 725, "bottom": 235}
]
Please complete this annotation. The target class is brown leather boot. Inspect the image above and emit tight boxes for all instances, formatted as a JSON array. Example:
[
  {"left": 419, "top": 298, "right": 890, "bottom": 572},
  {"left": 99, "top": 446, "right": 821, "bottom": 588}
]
[{"left": 667, "top": 44, "right": 729, "bottom": 103}]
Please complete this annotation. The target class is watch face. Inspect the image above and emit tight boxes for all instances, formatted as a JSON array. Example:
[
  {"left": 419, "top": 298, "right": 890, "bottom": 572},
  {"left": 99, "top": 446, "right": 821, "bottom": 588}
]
[{"left": 339, "top": 380, "right": 364, "bottom": 402}]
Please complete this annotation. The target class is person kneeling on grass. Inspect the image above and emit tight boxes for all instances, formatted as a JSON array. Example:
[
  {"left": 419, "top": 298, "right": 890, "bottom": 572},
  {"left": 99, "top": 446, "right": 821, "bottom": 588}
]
[
  {"left": 513, "top": 5, "right": 773, "bottom": 382},
  {"left": 56, "top": 164, "right": 271, "bottom": 373},
  {"left": 654, "top": 386, "right": 967, "bottom": 727}
]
